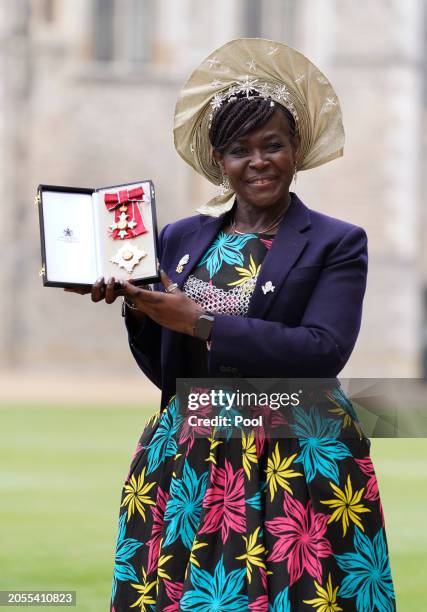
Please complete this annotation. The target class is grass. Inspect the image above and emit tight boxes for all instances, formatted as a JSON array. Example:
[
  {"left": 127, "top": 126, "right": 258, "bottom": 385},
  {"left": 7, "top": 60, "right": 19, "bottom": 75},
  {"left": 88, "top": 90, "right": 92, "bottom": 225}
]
[
  {"left": 369, "top": 439, "right": 427, "bottom": 610},
  {"left": 0, "top": 403, "right": 156, "bottom": 612},
  {"left": 0, "top": 404, "right": 426, "bottom": 610}
]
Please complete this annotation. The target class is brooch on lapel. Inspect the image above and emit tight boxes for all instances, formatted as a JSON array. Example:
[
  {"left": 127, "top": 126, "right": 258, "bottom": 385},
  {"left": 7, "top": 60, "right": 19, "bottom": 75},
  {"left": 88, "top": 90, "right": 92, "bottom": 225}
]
[
  {"left": 176, "top": 253, "right": 190, "bottom": 273},
  {"left": 261, "top": 280, "right": 275, "bottom": 294}
]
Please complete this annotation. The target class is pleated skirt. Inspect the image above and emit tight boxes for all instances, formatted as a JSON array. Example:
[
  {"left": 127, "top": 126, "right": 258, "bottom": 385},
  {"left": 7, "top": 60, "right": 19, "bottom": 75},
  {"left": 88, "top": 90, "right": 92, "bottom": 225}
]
[{"left": 110, "top": 390, "right": 396, "bottom": 611}]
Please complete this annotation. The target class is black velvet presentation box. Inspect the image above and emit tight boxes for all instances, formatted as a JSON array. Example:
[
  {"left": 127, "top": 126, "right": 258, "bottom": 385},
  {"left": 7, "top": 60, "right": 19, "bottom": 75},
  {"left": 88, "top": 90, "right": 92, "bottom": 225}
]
[{"left": 37, "top": 180, "right": 159, "bottom": 288}]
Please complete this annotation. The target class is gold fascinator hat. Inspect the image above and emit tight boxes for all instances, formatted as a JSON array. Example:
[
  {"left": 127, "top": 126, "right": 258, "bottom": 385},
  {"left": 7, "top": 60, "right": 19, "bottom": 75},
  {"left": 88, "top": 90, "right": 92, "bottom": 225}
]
[{"left": 173, "top": 38, "right": 344, "bottom": 217}]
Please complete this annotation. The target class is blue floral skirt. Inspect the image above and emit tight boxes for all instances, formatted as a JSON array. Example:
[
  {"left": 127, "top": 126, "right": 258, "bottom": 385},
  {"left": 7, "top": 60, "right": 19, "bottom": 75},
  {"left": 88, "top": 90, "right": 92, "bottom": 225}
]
[{"left": 110, "top": 389, "right": 396, "bottom": 611}]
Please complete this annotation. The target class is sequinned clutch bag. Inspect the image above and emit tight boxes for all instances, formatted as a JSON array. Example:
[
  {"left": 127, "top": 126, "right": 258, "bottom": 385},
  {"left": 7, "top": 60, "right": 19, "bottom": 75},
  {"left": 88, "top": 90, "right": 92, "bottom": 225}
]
[{"left": 36, "top": 180, "right": 159, "bottom": 288}]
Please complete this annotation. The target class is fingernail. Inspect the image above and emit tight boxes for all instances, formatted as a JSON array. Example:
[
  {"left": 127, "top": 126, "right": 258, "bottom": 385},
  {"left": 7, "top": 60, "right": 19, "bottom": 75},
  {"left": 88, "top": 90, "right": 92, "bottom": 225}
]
[
  {"left": 118, "top": 279, "right": 124, "bottom": 286},
  {"left": 107, "top": 277, "right": 114, "bottom": 284},
  {"left": 96, "top": 276, "right": 104, "bottom": 283}
]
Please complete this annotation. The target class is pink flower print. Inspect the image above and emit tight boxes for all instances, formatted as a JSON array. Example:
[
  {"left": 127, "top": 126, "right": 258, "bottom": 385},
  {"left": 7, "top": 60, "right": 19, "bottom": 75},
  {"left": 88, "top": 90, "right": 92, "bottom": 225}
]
[
  {"left": 200, "top": 459, "right": 246, "bottom": 543},
  {"left": 249, "top": 595, "right": 269, "bottom": 611},
  {"left": 355, "top": 456, "right": 379, "bottom": 501},
  {"left": 265, "top": 491, "right": 332, "bottom": 585},
  {"left": 355, "top": 455, "right": 385, "bottom": 525},
  {"left": 255, "top": 430, "right": 266, "bottom": 459},
  {"left": 179, "top": 387, "right": 213, "bottom": 453},
  {"left": 146, "top": 487, "right": 169, "bottom": 574},
  {"left": 163, "top": 578, "right": 184, "bottom": 612},
  {"left": 260, "top": 238, "right": 274, "bottom": 249},
  {"left": 125, "top": 441, "right": 143, "bottom": 483},
  {"left": 244, "top": 403, "right": 290, "bottom": 457},
  {"left": 247, "top": 566, "right": 269, "bottom": 610},
  {"left": 252, "top": 402, "right": 289, "bottom": 444},
  {"left": 259, "top": 565, "right": 268, "bottom": 592}
]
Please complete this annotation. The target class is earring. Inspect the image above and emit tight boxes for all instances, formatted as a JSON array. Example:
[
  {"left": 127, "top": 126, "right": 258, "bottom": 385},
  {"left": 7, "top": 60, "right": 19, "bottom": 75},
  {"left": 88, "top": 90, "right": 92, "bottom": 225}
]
[
  {"left": 219, "top": 171, "right": 230, "bottom": 196},
  {"left": 293, "top": 162, "right": 298, "bottom": 184}
]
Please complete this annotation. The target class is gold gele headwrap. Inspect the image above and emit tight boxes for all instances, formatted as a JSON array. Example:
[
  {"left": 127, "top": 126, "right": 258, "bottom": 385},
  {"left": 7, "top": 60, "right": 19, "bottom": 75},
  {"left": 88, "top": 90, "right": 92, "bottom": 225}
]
[{"left": 173, "top": 38, "right": 345, "bottom": 216}]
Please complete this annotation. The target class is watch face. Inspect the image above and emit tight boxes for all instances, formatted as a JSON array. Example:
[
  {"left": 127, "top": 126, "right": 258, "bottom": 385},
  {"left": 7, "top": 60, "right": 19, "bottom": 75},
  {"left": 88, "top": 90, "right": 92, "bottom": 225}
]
[{"left": 195, "top": 314, "right": 214, "bottom": 341}]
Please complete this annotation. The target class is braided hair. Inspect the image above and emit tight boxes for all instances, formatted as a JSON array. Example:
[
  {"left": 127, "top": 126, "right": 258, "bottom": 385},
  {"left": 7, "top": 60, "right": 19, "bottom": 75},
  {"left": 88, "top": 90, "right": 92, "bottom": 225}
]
[{"left": 209, "top": 91, "right": 298, "bottom": 153}]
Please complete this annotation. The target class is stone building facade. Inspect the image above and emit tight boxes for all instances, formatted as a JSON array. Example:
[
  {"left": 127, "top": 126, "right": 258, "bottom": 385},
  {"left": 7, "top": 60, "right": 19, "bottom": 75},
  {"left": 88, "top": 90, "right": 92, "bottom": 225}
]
[{"left": 0, "top": 0, "right": 425, "bottom": 381}]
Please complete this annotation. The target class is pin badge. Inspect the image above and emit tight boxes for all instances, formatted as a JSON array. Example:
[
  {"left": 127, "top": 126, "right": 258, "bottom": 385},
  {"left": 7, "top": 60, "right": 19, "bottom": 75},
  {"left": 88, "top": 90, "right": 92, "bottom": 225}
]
[
  {"left": 176, "top": 254, "right": 189, "bottom": 273},
  {"left": 262, "top": 281, "right": 275, "bottom": 294}
]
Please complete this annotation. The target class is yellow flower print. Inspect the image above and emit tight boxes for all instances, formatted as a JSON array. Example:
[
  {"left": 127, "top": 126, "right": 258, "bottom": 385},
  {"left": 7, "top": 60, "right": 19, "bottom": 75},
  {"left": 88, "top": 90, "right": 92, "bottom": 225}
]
[
  {"left": 121, "top": 466, "right": 156, "bottom": 522},
  {"left": 227, "top": 254, "right": 261, "bottom": 287},
  {"left": 189, "top": 538, "right": 209, "bottom": 568},
  {"left": 327, "top": 403, "right": 364, "bottom": 439},
  {"left": 242, "top": 431, "right": 258, "bottom": 479},
  {"left": 303, "top": 572, "right": 343, "bottom": 611},
  {"left": 235, "top": 527, "right": 266, "bottom": 583},
  {"left": 326, "top": 389, "right": 365, "bottom": 440},
  {"left": 320, "top": 474, "right": 371, "bottom": 537},
  {"left": 157, "top": 554, "right": 173, "bottom": 581},
  {"left": 205, "top": 436, "right": 222, "bottom": 465},
  {"left": 265, "top": 443, "right": 302, "bottom": 502},
  {"left": 130, "top": 567, "right": 156, "bottom": 610},
  {"left": 146, "top": 410, "right": 161, "bottom": 428}
]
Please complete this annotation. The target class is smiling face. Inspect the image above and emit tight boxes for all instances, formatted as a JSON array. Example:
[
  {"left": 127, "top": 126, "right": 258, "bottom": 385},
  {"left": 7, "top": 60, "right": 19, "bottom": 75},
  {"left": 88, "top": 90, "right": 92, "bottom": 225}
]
[{"left": 213, "top": 109, "right": 300, "bottom": 211}]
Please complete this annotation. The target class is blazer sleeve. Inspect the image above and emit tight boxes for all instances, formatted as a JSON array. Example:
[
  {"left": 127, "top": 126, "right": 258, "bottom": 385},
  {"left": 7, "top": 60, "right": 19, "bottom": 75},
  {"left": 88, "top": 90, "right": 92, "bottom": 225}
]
[
  {"left": 123, "top": 223, "right": 170, "bottom": 388},
  {"left": 208, "top": 225, "right": 368, "bottom": 377}
]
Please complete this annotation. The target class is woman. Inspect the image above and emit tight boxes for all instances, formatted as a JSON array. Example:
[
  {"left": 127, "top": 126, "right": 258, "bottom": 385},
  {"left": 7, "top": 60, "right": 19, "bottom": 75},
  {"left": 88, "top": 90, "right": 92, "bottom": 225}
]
[{"left": 85, "top": 39, "right": 396, "bottom": 611}]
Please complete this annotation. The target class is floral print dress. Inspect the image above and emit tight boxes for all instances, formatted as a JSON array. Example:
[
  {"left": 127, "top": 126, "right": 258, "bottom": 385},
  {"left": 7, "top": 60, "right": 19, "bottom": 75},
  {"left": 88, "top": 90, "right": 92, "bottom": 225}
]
[{"left": 110, "top": 231, "right": 396, "bottom": 611}]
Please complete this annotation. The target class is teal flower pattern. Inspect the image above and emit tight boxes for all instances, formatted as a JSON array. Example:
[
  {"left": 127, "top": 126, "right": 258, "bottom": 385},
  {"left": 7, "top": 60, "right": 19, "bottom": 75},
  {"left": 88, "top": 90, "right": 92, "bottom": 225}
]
[
  {"left": 327, "top": 385, "right": 360, "bottom": 422},
  {"left": 335, "top": 526, "right": 396, "bottom": 611},
  {"left": 144, "top": 397, "right": 183, "bottom": 474},
  {"left": 111, "top": 387, "right": 395, "bottom": 610},
  {"left": 180, "top": 555, "right": 248, "bottom": 611},
  {"left": 292, "top": 405, "right": 352, "bottom": 483},
  {"left": 269, "top": 586, "right": 291, "bottom": 612},
  {"left": 197, "top": 231, "right": 256, "bottom": 278},
  {"left": 111, "top": 511, "right": 143, "bottom": 600},
  {"left": 246, "top": 481, "right": 267, "bottom": 510},
  {"left": 163, "top": 460, "right": 208, "bottom": 549}
]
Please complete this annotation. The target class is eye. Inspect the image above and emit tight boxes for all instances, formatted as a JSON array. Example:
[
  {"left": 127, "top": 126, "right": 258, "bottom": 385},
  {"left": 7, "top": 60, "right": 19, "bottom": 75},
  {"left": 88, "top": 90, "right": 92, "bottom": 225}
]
[
  {"left": 229, "top": 146, "right": 247, "bottom": 156},
  {"left": 266, "top": 142, "right": 283, "bottom": 151}
]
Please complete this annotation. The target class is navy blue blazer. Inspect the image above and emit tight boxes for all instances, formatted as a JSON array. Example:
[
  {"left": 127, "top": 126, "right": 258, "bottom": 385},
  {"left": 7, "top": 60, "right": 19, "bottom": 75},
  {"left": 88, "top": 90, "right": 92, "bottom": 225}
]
[{"left": 125, "top": 193, "right": 368, "bottom": 408}]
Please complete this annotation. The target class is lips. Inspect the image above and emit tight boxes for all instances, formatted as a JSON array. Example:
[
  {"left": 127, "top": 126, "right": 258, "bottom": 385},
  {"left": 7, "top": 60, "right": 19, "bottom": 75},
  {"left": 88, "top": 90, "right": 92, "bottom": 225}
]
[{"left": 246, "top": 176, "right": 277, "bottom": 186}]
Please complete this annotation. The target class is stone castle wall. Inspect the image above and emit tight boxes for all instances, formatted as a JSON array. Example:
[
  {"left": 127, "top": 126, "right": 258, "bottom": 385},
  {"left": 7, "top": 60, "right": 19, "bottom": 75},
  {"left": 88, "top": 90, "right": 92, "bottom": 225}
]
[{"left": 0, "top": 0, "right": 425, "bottom": 380}]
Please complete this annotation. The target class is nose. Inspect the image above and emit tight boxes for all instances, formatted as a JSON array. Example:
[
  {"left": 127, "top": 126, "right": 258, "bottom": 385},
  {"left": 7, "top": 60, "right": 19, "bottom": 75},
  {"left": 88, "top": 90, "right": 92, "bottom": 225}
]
[{"left": 248, "top": 149, "right": 269, "bottom": 169}]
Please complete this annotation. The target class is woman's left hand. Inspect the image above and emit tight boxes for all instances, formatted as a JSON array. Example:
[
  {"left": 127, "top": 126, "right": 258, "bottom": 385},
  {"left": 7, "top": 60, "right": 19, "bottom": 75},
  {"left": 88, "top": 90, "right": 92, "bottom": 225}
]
[{"left": 120, "top": 270, "right": 205, "bottom": 336}]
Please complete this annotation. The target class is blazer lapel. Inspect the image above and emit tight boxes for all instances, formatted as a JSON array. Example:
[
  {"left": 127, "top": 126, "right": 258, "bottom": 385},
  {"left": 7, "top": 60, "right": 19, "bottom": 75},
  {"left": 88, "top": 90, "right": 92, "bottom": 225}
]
[
  {"left": 247, "top": 194, "right": 311, "bottom": 319},
  {"left": 167, "top": 212, "right": 228, "bottom": 288},
  {"left": 166, "top": 194, "right": 310, "bottom": 320}
]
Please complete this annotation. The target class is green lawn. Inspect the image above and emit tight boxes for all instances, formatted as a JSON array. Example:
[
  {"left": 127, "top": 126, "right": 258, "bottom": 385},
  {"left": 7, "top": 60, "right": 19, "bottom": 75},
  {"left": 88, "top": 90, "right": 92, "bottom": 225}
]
[
  {"left": 1, "top": 404, "right": 426, "bottom": 611},
  {"left": 0, "top": 404, "right": 156, "bottom": 612}
]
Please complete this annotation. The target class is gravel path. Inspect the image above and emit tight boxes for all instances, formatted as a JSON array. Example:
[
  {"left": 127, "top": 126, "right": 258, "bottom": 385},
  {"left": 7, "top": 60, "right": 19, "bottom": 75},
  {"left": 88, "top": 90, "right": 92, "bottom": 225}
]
[{"left": 0, "top": 370, "right": 161, "bottom": 405}]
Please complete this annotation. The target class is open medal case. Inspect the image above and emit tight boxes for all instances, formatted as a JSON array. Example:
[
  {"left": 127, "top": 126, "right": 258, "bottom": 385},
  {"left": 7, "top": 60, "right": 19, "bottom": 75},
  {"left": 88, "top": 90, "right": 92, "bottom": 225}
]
[{"left": 37, "top": 180, "right": 159, "bottom": 288}]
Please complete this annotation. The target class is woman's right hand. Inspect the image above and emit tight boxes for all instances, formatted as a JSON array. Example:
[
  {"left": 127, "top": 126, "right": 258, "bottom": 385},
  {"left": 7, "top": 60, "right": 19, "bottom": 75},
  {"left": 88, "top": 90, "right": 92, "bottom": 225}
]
[
  {"left": 64, "top": 277, "right": 149, "bottom": 320},
  {"left": 64, "top": 276, "right": 122, "bottom": 303}
]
